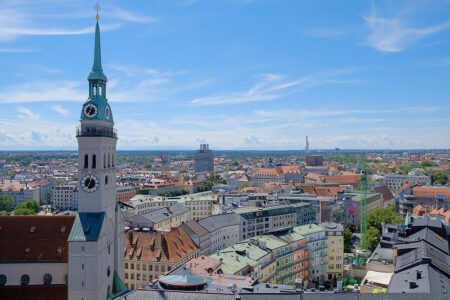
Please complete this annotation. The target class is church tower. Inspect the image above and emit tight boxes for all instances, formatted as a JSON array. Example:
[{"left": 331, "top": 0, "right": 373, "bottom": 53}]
[{"left": 68, "top": 12, "right": 125, "bottom": 300}]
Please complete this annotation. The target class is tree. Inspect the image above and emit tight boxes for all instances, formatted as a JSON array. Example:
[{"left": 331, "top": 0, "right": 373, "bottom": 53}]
[
  {"left": 14, "top": 199, "right": 40, "bottom": 214},
  {"left": 13, "top": 207, "right": 35, "bottom": 216},
  {"left": 0, "top": 195, "right": 14, "bottom": 212},
  {"left": 367, "top": 226, "right": 381, "bottom": 252},
  {"left": 431, "top": 172, "right": 448, "bottom": 185},
  {"left": 367, "top": 206, "right": 403, "bottom": 232},
  {"left": 421, "top": 161, "right": 438, "bottom": 168},
  {"left": 344, "top": 227, "right": 353, "bottom": 253}
]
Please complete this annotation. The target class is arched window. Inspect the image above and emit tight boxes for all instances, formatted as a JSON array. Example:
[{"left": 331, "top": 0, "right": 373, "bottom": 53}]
[
  {"left": 112, "top": 154, "right": 115, "bottom": 167},
  {"left": 21, "top": 274, "right": 30, "bottom": 286},
  {"left": 84, "top": 154, "right": 88, "bottom": 169},
  {"left": 104, "top": 153, "right": 106, "bottom": 168},
  {"left": 92, "top": 154, "right": 96, "bottom": 169},
  {"left": 105, "top": 175, "right": 109, "bottom": 186},
  {"left": 43, "top": 273, "right": 52, "bottom": 286},
  {"left": 108, "top": 153, "right": 111, "bottom": 168}
]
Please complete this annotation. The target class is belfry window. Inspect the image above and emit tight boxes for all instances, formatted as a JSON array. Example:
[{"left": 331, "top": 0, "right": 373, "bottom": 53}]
[
  {"left": 104, "top": 153, "right": 106, "bottom": 168},
  {"left": 92, "top": 154, "right": 96, "bottom": 169},
  {"left": 108, "top": 153, "right": 111, "bottom": 168},
  {"left": 84, "top": 154, "right": 88, "bottom": 169}
]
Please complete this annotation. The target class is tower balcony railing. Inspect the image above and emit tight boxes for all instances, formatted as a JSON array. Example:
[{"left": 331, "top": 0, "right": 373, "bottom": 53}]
[{"left": 76, "top": 126, "right": 117, "bottom": 138}]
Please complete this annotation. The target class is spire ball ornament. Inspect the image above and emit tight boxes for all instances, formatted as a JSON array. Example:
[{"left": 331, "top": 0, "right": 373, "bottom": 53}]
[{"left": 95, "top": 2, "right": 101, "bottom": 20}]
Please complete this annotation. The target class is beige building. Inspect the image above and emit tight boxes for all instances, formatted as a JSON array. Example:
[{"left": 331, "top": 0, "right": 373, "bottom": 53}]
[
  {"left": 322, "top": 222, "right": 344, "bottom": 281},
  {"left": 128, "top": 193, "right": 219, "bottom": 221},
  {"left": 123, "top": 228, "right": 199, "bottom": 290}
]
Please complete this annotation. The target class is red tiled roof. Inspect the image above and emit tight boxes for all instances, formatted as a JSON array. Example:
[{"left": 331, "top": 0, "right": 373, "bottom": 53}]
[
  {"left": 0, "top": 216, "right": 75, "bottom": 261},
  {"left": 124, "top": 227, "right": 198, "bottom": 263},
  {"left": 0, "top": 285, "right": 67, "bottom": 300},
  {"left": 413, "top": 186, "right": 450, "bottom": 199}
]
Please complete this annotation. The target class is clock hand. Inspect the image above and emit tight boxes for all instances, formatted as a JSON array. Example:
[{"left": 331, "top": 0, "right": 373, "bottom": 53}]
[
  {"left": 88, "top": 106, "right": 93, "bottom": 115},
  {"left": 88, "top": 177, "right": 93, "bottom": 188}
]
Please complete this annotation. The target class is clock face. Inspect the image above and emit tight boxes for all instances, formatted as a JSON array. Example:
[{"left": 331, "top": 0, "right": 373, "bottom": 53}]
[
  {"left": 105, "top": 106, "right": 110, "bottom": 120},
  {"left": 81, "top": 174, "right": 99, "bottom": 193},
  {"left": 84, "top": 103, "right": 98, "bottom": 118}
]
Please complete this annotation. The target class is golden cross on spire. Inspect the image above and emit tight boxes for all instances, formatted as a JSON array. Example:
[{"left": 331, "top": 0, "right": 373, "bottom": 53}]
[{"left": 95, "top": 2, "right": 101, "bottom": 21}]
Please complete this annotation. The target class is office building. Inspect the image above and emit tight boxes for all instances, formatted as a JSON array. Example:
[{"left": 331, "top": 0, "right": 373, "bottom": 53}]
[
  {"left": 306, "top": 155, "right": 323, "bottom": 167},
  {"left": 194, "top": 144, "right": 214, "bottom": 173}
]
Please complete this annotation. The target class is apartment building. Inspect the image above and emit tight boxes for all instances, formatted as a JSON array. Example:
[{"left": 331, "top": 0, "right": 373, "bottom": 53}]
[
  {"left": 126, "top": 203, "right": 190, "bottom": 232},
  {"left": 0, "top": 180, "right": 40, "bottom": 206},
  {"left": 52, "top": 182, "right": 78, "bottom": 211},
  {"left": 382, "top": 174, "right": 430, "bottom": 191},
  {"left": 116, "top": 186, "right": 136, "bottom": 202},
  {"left": 180, "top": 221, "right": 211, "bottom": 255},
  {"left": 123, "top": 228, "right": 199, "bottom": 290},
  {"left": 233, "top": 205, "right": 297, "bottom": 240},
  {"left": 293, "top": 223, "right": 327, "bottom": 288},
  {"left": 399, "top": 185, "right": 450, "bottom": 216},
  {"left": 252, "top": 165, "right": 303, "bottom": 185},
  {"left": 321, "top": 222, "right": 344, "bottom": 280},
  {"left": 198, "top": 213, "right": 242, "bottom": 254},
  {"left": 128, "top": 193, "right": 219, "bottom": 220}
]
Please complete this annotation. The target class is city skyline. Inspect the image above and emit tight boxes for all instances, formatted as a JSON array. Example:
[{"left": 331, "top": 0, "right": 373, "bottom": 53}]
[{"left": 0, "top": 0, "right": 450, "bottom": 150}]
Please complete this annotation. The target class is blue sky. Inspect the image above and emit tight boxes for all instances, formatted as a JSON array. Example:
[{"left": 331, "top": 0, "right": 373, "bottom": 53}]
[{"left": 0, "top": 0, "right": 449, "bottom": 150}]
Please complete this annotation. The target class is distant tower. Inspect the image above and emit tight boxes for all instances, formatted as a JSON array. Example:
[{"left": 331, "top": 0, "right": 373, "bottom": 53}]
[
  {"left": 305, "top": 136, "right": 310, "bottom": 154},
  {"left": 194, "top": 144, "right": 214, "bottom": 173},
  {"left": 68, "top": 10, "right": 125, "bottom": 300}
]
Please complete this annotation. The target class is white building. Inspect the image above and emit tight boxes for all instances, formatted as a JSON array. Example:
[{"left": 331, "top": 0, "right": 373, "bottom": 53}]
[
  {"left": 198, "top": 213, "right": 242, "bottom": 254},
  {"left": 52, "top": 182, "right": 79, "bottom": 211},
  {"left": 67, "top": 16, "right": 125, "bottom": 300},
  {"left": 382, "top": 174, "right": 430, "bottom": 191}
]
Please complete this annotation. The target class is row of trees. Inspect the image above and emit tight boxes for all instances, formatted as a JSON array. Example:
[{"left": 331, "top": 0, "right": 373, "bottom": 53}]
[
  {"left": 344, "top": 205, "right": 404, "bottom": 253},
  {"left": 0, "top": 195, "right": 40, "bottom": 216}
]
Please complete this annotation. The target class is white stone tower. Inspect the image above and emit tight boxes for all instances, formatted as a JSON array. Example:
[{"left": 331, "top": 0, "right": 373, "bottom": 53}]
[{"left": 68, "top": 13, "right": 125, "bottom": 300}]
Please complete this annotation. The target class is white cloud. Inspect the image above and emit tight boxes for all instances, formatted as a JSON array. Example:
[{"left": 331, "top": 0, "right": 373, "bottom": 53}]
[
  {"left": 51, "top": 104, "right": 69, "bottom": 116},
  {"left": 0, "top": 80, "right": 84, "bottom": 103},
  {"left": 363, "top": 7, "right": 450, "bottom": 52},
  {"left": 0, "top": 48, "right": 38, "bottom": 53},
  {"left": 17, "top": 106, "right": 39, "bottom": 119},
  {"left": 107, "top": 8, "right": 158, "bottom": 24},
  {"left": 190, "top": 69, "right": 360, "bottom": 106}
]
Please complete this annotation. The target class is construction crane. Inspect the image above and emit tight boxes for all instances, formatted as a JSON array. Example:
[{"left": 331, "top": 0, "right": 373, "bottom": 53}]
[{"left": 360, "top": 152, "right": 368, "bottom": 251}]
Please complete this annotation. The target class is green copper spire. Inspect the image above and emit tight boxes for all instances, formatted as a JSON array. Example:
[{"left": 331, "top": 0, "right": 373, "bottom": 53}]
[{"left": 88, "top": 20, "right": 107, "bottom": 82}]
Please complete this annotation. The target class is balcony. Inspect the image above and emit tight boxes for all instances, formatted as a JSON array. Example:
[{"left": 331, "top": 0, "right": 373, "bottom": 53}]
[{"left": 76, "top": 126, "right": 117, "bottom": 138}]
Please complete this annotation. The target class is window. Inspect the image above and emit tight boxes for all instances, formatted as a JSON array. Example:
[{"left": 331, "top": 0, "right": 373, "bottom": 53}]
[
  {"left": 105, "top": 175, "right": 109, "bottom": 186},
  {"left": 92, "top": 154, "right": 96, "bottom": 169},
  {"left": 104, "top": 153, "right": 106, "bottom": 168},
  {"left": 43, "top": 273, "right": 52, "bottom": 286},
  {"left": 84, "top": 154, "right": 88, "bottom": 168},
  {"left": 21, "top": 274, "right": 30, "bottom": 286},
  {"left": 0, "top": 275, "right": 6, "bottom": 287}
]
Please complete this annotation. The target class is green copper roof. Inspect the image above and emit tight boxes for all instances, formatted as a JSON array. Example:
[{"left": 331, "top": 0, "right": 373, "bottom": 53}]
[
  {"left": 68, "top": 212, "right": 105, "bottom": 242},
  {"left": 88, "top": 21, "right": 107, "bottom": 82},
  {"left": 112, "top": 271, "right": 127, "bottom": 295}
]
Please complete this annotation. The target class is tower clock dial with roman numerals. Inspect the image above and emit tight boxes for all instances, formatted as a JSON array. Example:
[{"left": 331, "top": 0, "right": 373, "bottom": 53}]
[{"left": 81, "top": 174, "right": 99, "bottom": 193}]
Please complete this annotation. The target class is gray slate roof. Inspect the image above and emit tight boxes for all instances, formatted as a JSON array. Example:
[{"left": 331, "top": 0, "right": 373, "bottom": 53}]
[
  {"left": 198, "top": 213, "right": 242, "bottom": 233},
  {"left": 181, "top": 220, "right": 209, "bottom": 237}
]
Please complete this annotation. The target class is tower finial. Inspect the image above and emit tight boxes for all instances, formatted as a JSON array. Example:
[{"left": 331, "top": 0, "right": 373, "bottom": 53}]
[{"left": 95, "top": 2, "right": 101, "bottom": 21}]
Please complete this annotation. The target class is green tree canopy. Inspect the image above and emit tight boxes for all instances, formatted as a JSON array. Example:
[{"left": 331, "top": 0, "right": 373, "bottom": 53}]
[
  {"left": 13, "top": 207, "right": 35, "bottom": 216},
  {"left": 367, "top": 226, "right": 381, "bottom": 252},
  {"left": 367, "top": 205, "right": 403, "bottom": 232},
  {"left": 14, "top": 199, "right": 40, "bottom": 214},
  {"left": 0, "top": 195, "right": 14, "bottom": 212},
  {"left": 344, "top": 227, "right": 353, "bottom": 253},
  {"left": 431, "top": 172, "right": 448, "bottom": 185},
  {"left": 421, "top": 161, "right": 438, "bottom": 168}
]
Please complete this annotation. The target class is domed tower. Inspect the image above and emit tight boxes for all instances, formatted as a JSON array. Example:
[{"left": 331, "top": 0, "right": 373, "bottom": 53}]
[{"left": 68, "top": 12, "right": 125, "bottom": 300}]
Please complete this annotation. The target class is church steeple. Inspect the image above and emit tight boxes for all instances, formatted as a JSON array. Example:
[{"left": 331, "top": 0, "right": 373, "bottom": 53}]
[
  {"left": 88, "top": 19, "right": 107, "bottom": 82},
  {"left": 81, "top": 12, "right": 113, "bottom": 123}
]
